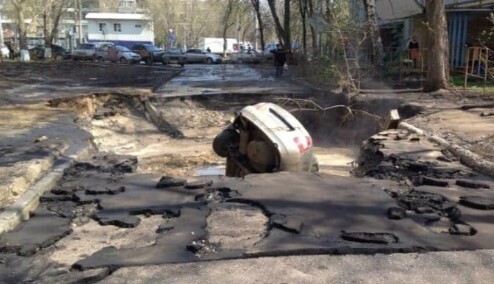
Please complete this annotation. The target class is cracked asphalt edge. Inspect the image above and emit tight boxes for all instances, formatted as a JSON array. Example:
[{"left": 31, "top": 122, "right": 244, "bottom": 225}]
[
  {"left": 399, "top": 121, "right": 494, "bottom": 179},
  {"left": 0, "top": 141, "right": 93, "bottom": 234}
]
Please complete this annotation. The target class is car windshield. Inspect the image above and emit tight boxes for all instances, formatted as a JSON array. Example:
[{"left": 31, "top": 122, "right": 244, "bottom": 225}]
[{"left": 116, "top": 46, "right": 130, "bottom": 52}]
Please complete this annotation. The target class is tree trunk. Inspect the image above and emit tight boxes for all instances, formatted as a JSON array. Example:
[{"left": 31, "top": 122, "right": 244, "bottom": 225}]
[
  {"left": 298, "top": 0, "right": 308, "bottom": 58},
  {"left": 13, "top": 0, "right": 28, "bottom": 50},
  {"left": 283, "top": 0, "right": 291, "bottom": 50},
  {"left": 267, "top": 0, "right": 291, "bottom": 49},
  {"left": 222, "top": 0, "right": 235, "bottom": 57},
  {"left": 362, "top": 0, "right": 383, "bottom": 66},
  {"left": 424, "top": 0, "right": 450, "bottom": 92},
  {"left": 250, "top": 0, "right": 265, "bottom": 50},
  {"left": 308, "top": 0, "right": 318, "bottom": 58}
]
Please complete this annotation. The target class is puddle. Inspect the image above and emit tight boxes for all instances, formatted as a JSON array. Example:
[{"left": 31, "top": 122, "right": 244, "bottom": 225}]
[{"left": 195, "top": 166, "right": 225, "bottom": 176}]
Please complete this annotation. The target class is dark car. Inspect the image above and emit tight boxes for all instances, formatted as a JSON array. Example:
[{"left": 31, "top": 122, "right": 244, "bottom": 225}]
[
  {"left": 162, "top": 48, "right": 186, "bottom": 66},
  {"left": 30, "top": 44, "right": 71, "bottom": 60},
  {"left": 131, "top": 44, "right": 164, "bottom": 65}
]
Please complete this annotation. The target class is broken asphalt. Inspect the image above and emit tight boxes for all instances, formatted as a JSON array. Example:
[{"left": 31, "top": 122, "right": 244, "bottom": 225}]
[{"left": 1, "top": 61, "right": 494, "bottom": 283}]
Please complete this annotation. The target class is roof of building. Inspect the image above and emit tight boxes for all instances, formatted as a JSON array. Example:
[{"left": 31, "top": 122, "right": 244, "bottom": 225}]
[
  {"left": 375, "top": 0, "right": 494, "bottom": 21},
  {"left": 85, "top": 13, "right": 150, "bottom": 21}
]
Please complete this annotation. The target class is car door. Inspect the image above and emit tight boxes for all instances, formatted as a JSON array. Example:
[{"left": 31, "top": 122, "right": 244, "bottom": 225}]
[
  {"left": 132, "top": 45, "right": 147, "bottom": 59},
  {"left": 186, "top": 49, "right": 202, "bottom": 63},
  {"left": 106, "top": 46, "right": 119, "bottom": 62}
]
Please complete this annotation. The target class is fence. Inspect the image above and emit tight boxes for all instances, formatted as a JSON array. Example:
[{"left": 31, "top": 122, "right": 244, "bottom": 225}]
[{"left": 463, "top": 46, "right": 492, "bottom": 89}]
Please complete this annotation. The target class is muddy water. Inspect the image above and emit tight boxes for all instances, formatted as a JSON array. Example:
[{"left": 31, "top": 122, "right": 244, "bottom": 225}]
[{"left": 313, "top": 146, "right": 359, "bottom": 176}]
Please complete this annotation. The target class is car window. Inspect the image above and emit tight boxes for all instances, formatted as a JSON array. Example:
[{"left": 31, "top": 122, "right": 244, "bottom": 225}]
[
  {"left": 166, "top": 48, "right": 182, "bottom": 54},
  {"left": 77, "top": 44, "right": 93, "bottom": 49},
  {"left": 144, "top": 45, "right": 160, "bottom": 52},
  {"left": 117, "top": 46, "right": 130, "bottom": 52}
]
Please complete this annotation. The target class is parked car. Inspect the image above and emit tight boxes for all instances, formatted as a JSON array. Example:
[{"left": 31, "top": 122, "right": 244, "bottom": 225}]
[
  {"left": 213, "top": 102, "right": 318, "bottom": 177},
  {"left": 29, "top": 44, "right": 71, "bottom": 60},
  {"left": 1, "top": 44, "right": 9, "bottom": 58},
  {"left": 162, "top": 48, "right": 186, "bottom": 66},
  {"left": 131, "top": 44, "right": 164, "bottom": 65},
  {"left": 72, "top": 43, "right": 96, "bottom": 61},
  {"left": 72, "top": 42, "right": 114, "bottom": 61},
  {"left": 185, "top": 48, "right": 222, "bottom": 64},
  {"left": 230, "top": 49, "right": 262, "bottom": 64},
  {"left": 95, "top": 45, "right": 140, "bottom": 64}
]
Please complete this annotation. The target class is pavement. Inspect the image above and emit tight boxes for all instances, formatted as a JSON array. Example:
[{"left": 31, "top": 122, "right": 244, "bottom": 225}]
[
  {"left": 154, "top": 64, "right": 312, "bottom": 97},
  {"left": 1, "top": 61, "right": 494, "bottom": 283}
]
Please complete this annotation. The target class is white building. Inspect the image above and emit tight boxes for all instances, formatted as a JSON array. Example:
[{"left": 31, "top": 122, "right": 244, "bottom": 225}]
[{"left": 85, "top": 13, "right": 154, "bottom": 48}]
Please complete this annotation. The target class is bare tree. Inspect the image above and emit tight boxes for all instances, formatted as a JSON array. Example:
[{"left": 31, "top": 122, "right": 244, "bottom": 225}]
[
  {"left": 298, "top": 0, "right": 309, "bottom": 57},
  {"left": 362, "top": 0, "right": 383, "bottom": 65},
  {"left": 42, "top": 0, "right": 71, "bottom": 54},
  {"left": 97, "top": 0, "right": 119, "bottom": 12},
  {"left": 267, "top": 0, "right": 291, "bottom": 49},
  {"left": 250, "top": 0, "right": 265, "bottom": 50},
  {"left": 424, "top": 0, "right": 450, "bottom": 91},
  {"left": 10, "top": 0, "right": 28, "bottom": 50},
  {"left": 221, "top": 0, "right": 236, "bottom": 56}
]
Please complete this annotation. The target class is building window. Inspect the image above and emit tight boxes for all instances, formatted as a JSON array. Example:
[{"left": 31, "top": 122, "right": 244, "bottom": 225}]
[
  {"left": 135, "top": 24, "right": 142, "bottom": 28},
  {"left": 99, "top": 23, "right": 106, "bottom": 32},
  {"left": 119, "top": 0, "right": 135, "bottom": 8},
  {"left": 114, "top": 23, "right": 122, "bottom": 32}
]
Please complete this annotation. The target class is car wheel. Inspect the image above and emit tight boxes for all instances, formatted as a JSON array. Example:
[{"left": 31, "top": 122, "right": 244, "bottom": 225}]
[
  {"left": 120, "top": 57, "right": 128, "bottom": 64},
  {"left": 146, "top": 56, "right": 153, "bottom": 65},
  {"left": 162, "top": 59, "right": 167, "bottom": 65},
  {"left": 180, "top": 62, "right": 185, "bottom": 67},
  {"left": 213, "top": 128, "right": 239, "bottom": 158},
  {"left": 97, "top": 56, "right": 104, "bottom": 62},
  {"left": 206, "top": 57, "right": 213, "bottom": 64},
  {"left": 55, "top": 54, "right": 63, "bottom": 61}
]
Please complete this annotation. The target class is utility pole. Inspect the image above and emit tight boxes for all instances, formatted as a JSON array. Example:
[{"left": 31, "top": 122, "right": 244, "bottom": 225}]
[
  {"left": 0, "top": 0, "right": 4, "bottom": 47},
  {"left": 77, "top": 0, "right": 83, "bottom": 44}
]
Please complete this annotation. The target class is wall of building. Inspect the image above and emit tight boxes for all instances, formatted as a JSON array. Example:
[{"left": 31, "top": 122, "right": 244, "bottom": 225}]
[{"left": 87, "top": 18, "right": 153, "bottom": 47}]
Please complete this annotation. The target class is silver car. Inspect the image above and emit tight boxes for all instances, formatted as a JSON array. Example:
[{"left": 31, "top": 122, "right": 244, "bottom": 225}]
[
  {"left": 95, "top": 45, "right": 141, "bottom": 64},
  {"left": 185, "top": 48, "right": 222, "bottom": 64},
  {"left": 213, "top": 102, "right": 318, "bottom": 177},
  {"left": 73, "top": 42, "right": 114, "bottom": 61},
  {"left": 72, "top": 43, "right": 97, "bottom": 61},
  {"left": 231, "top": 49, "right": 262, "bottom": 64}
]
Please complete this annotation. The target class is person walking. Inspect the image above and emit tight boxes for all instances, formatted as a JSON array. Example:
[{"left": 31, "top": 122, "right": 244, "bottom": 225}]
[
  {"left": 271, "top": 44, "right": 287, "bottom": 77},
  {"left": 408, "top": 36, "right": 419, "bottom": 68}
]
